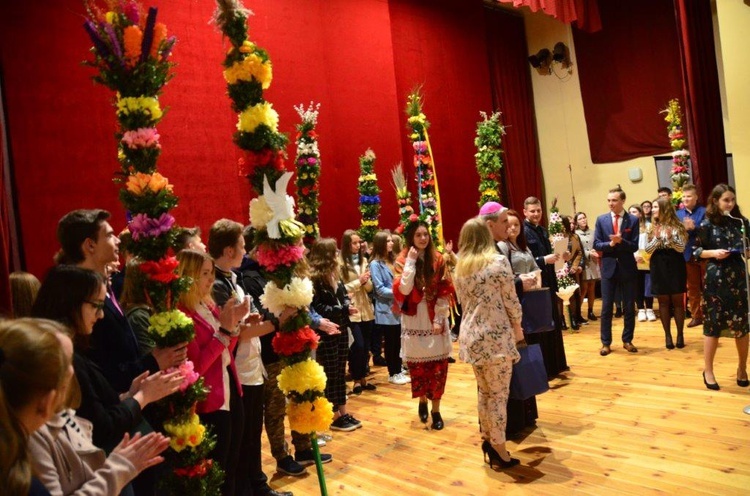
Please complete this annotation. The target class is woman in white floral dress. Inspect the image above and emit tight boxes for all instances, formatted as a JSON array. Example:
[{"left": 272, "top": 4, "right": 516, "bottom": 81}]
[{"left": 454, "top": 218, "right": 523, "bottom": 469}]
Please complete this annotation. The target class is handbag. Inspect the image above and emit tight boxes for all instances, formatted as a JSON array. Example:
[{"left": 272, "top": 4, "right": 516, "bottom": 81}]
[
  {"left": 509, "top": 344, "right": 549, "bottom": 400},
  {"left": 521, "top": 288, "right": 555, "bottom": 334}
]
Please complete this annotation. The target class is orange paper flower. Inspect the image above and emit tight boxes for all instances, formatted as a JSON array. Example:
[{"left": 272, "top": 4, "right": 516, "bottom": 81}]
[
  {"left": 151, "top": 23, "right": 167, "bottom": 58},
  {"left": 126, "top": 172, "right": 173, "bottom": 195},
  {"left": 123, "top": 25, "right": 143, "bottom": 67}
]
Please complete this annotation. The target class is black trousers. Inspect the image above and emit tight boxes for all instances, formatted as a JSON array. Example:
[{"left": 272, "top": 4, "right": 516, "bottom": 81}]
[
  {"left": 199, "top": 372, "right": 244, "bottom": 496},
  {"left": 349, "top": 320, "right": 373, "bottom": 380},
  {"left": 236, "top": 383, "right": 270, "bottom": 496},
  {"left": 378, "top": 323, "right": 402, "bottom": 376}
]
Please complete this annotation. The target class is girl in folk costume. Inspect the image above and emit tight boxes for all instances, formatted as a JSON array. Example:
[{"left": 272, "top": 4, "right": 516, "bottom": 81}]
[{"left": 393, "top": 219, "right": 454, "bottom": 430}]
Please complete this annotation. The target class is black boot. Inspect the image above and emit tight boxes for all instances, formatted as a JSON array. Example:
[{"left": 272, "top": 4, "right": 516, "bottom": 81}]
[
  {"left": 418, "top": 401, "right": 428, "bottom": 423},
  {"left": 431, "top": 411, "right": 444, "bottom": 430}
]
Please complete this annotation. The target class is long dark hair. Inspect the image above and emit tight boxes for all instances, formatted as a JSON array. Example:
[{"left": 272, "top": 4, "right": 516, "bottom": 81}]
[
  {"left": 706, "top": 183, "right": 744, "bottom": 226},
  {"left": 403, "top": 221, "right": 435, "bottom": 290},
  {"left": 371, "top": 230, "right": 394, "bottom": 265},
  {"left": 340, "top": 229, "right": 363, "bottom": 273},
  {"left": 309, "top": 238, "right": 340, "bottom": 288},
  {"left": 507, "top": 210, "right": 528, "bottom": 251},
  {"left": 31, "top": 265, "right": 106, "bottom": 350}
]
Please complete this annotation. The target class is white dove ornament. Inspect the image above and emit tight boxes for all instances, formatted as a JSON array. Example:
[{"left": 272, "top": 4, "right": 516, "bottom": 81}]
[{"left": 263, "top": 172, "right": 296, "bottom": 239}]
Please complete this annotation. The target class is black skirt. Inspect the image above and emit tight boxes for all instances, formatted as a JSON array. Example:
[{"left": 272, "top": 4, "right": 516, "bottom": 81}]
[{"left": 649, "top": 249, "right": 687, "bottom": 295}]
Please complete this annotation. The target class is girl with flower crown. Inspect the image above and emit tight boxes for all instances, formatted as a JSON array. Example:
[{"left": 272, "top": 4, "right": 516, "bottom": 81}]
[{"left": 393, "top": 219, "right": 454, "bottom": 430}]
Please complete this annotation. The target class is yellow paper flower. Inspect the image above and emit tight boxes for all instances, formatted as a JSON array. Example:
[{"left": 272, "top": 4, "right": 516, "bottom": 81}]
[
  {"left": 105, "top": 11, "right": 115, "bottom": 24},
  {"left": 277, "top": 359, "right": 327, "bottom": 395},
  {"left": 223, "top": 53, "right": 272, "bottom": 89},
  {"left": 287, "top": 397, "right": 334, "bottom": 435},
  {"left": 148, "top": 310, "right": 192, "bottom": 338},
  {"left": 164, "top": 414, "right": 206, "bottom": 453},
  {"left": 239, "top": 40, "right": 255, "bottom": 54},
  {"left": 116, "top": 96, "right": 163, "bottom": 121},
  {"left": 237, "top": 102, "right": 279, "bottom": 133},
  {"left": 148, "top": 172, "right": 172, "bottom": 192}
]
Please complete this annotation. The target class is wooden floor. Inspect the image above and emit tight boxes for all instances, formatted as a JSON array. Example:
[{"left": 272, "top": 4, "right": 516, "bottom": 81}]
[{"left": 261, "top": 307, "right": 750, "bottom": 495}]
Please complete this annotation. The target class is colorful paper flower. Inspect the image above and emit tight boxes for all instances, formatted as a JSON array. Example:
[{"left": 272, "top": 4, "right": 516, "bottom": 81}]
[
  {"left": 237, "top": 102, "right": 279, "bottom": 133},
  {"left": 272, "top": 326, "right": 319, "bottom": 356},
  {"left": 122, "top": 128, "right": 161, "bottom": 149},
  {"left": 129, "top": 212, "right": 175, "bottom": 240},
  {"left": 286, "top": 397, "right": 334, "bottom": 435},
  {"left": 138, "top": 252, "right": 179, "bottom": 283},
  {"left": 164, "top": 414, "right": 206, "bottom": 452},
  {"left": 277, "top": 359, "right": 327, "bottom": 395},
  {"left": 255, "top": 244, "right": 305, "bottom": 271},
  {"left": 148, "top": 309, "right": 193, "bottom": 338},
  {"left": 260, "top": 277, "right": 314, "bottom": 315}
]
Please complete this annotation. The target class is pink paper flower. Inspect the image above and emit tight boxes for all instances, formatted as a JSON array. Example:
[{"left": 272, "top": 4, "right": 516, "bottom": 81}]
[
  {"left": 129, "top": 212, "right": 175, "bottom": 240},
  {"left": 256, "top": 244, "right": 305, "bottom": 271},
  {"left": 170, "top": 360, "right": 200, "bottom": 392},
  {"left": 122, "top": 127, "right": 161, "bottom": 149}
]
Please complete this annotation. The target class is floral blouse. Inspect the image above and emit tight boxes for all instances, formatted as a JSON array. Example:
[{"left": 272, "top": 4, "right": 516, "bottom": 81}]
[{"left": 454, "top": 255, "right": 522, "bottom": 366}]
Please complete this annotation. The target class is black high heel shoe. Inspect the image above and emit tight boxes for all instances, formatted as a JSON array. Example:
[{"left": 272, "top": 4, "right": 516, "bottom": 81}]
[
  {"left": 588, "top": 311, "right": 598, "bottom": 321},
  {"left": 703, "top": 372, "right": 720, "bottom": 391},
  {"left": 431, "top": 411, "right": 444, "bottom": 430},
  {"left": 676, "top": 332, "right": 685, "bottom": 349},
  {"left": 418, "top": 401, "right": 428, "bottom": 423},
  {"left": 737, "top": 369, "right": 749, "bottom": 387},
  {"left": 665, "top": 331, "right": 675, "bottom": 350},
  {"left": 481, "top": 441, "right": 519, "bottom": 469}
]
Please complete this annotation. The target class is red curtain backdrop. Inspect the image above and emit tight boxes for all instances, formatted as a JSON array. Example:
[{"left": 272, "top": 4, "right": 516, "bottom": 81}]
[
  {"left": 1, "top": 0, "right": 537, "bottom": 275},
  {"left": 388, "top": 0, "right": 495, "bottom": 245},
  {"left": 497, "top": 0, "right": 602, "bottom": 32},
  {"left": 485, "top": 7, "right": 544, "bottom": 210},
  {"left": 0, "top": 110, "right": 12, "bottom": 316},
  {"left": 573, "top": 0, "right": 685, "bottom": 164},
  {"left": 674, "top": 0, "right": 728, "bottom": 191}
]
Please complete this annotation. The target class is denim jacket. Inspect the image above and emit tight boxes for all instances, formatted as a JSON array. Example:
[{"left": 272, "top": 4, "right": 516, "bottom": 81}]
[{"left": 369, "top": 259, "right": 400, "bottom": 326}]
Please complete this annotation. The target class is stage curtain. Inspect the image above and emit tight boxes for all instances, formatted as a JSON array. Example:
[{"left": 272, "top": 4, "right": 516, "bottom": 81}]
[
  {"left": 484, "top": 8, "right": 543, "bottom": 209},
  {"left": 497, "top": 0, "right": 601, "bottom": 32},
  {"left": 573, "top": 0, "right": 684, "bottom": 164},
  {"left": 674, "top": 0, "right": 727, "bottom": 191},
  {"left": 0, "top": 112, "right": 12, "bottom": 316}
]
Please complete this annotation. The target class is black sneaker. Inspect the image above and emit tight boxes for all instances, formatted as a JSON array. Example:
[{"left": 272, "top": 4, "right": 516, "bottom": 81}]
[
  {"left": 295, "top": 449, "right": 333, "bottom": 467},
  {"left": 330, "top": 415, "right": 358, "bottom": 432},
  {"left": 344, "top": 413, "right": 363, "bottom": 429},
  {"left": 276, "top": 455, "right": 306, "bottom": 476}
]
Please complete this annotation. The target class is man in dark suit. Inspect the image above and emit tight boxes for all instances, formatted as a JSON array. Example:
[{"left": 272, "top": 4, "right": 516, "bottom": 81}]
[
  {"left": 56, "top": 209, "right": 187, "bottom": 392},
  {"left": 593, "top": 187, "right": 640, "bottom": 355},
  {"left": 523, "top": 197, "right": 569, "bottom": 377}
]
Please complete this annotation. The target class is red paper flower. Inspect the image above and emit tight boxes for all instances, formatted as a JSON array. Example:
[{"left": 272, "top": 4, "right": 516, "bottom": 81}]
[
  {"left": 272, "top": 326, "right": 320, "bottom": 356},
  {"left": 139, "top": 252, "right": 179, "bottom": 283},
  {"left": 409, "top": 213, "right": 419, "bottom": 222}
]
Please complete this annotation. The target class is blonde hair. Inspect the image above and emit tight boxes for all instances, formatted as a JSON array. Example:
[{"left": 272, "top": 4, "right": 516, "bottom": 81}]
[
  {"left": 0, "top": 318, "right": 69, "bottom": 495},
  {"left": 455, "top": 218, "right": 498, "bottom": 278},
  {"left": 9, "top": 272, "right": 41, "bottom": 318},
  {"left": 177, "top": 249, "right": 215, "bottom": 311}
]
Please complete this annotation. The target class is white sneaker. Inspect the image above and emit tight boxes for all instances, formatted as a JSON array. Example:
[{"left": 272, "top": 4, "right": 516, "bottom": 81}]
[
  {"left": 401, "top": 366, "right": 409, "bottom": 376},
  {"left": 646, "top": 309, "right": 657, "bottom": 321},
  {"left": 637, "top": 309, "right": 647, "bottom": 322},
  {"left": 400, "top": 373, "right": 411, "bottom": 383},
  {"left": 389, "top": 373, "right": 410, "bottom": 385}
]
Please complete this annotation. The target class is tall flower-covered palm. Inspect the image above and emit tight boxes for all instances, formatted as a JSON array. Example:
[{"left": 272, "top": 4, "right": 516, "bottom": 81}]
[
  {"left": 391, "top": 163, "right": 414, "bottom": 236},
  {"left": 294, "top": 102, "right": 322, "bottom": 249},
  {"left": 213, "top": 2, "right": 332, "bottom": 494},
  {"left": 662, "top": 99, "right": 690, "bottom": 207},
  {"left": 474, "top": 111, "right": 505, "bottom": 207},
  {"left": 405, "top": 88, "right": 444, "bottom": 251},
  {"left": 83, "top": 1, "right": 223, "bottom": 493},
  {"left": 357, "top": 149, "right": 381, "bottom": 243}
]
